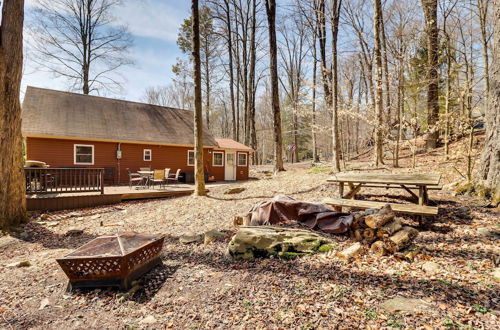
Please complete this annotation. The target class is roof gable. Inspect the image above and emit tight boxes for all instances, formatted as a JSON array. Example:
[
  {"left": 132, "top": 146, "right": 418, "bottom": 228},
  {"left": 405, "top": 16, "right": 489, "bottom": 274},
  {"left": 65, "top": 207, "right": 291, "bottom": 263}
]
[{"left": 21, "top": 86, "right": 218, "bottom": 147}]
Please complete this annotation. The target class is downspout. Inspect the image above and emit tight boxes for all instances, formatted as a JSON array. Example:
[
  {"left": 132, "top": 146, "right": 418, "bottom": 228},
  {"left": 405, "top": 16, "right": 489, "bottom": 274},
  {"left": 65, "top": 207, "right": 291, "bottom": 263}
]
[{"left": 117, "top": 142, "right": 121, "bottom": 184}]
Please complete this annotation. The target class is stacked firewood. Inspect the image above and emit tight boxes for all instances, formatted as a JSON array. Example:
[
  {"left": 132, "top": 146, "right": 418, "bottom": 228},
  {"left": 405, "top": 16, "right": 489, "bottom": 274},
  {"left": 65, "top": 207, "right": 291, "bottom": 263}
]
[{"left": 350, "top": 204, "right": 419, "bottom": 257}]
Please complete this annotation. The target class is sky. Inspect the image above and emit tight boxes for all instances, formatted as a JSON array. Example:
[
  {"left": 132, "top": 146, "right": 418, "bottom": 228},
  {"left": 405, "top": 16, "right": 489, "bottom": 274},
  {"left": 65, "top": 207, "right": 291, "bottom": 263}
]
[{"left": 21, "top": 0, "right": 191, "bottom": 102}]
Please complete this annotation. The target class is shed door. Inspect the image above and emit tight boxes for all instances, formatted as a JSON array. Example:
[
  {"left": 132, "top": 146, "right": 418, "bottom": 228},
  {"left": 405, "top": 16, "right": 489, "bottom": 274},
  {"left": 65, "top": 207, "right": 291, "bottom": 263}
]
[{"left": 225, "top": 152, "right": 236, "bottom": 181}]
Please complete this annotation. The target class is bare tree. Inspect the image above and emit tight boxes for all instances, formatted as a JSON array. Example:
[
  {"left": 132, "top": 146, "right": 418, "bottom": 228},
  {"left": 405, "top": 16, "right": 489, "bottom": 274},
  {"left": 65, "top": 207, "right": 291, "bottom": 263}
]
[
  {"left": 178, "top": 5, "right": 219, "bottom": 129},
  {"left": 373, "top": 0, "right": 384, "bottom": 165},
  {"left": 29, "top": 0, "right": 133, "bottom": 94},
  {"left": 265, "top": 0, "right": 284, "bottom": 172},
  {"left": 192, "top": 0, "right": 206, "bottom": 196},
  {"left": 0, "top": 0, "right": 26, "bottom": 228},
  {"left": 421, "top": 0, "right": 439, "bottom": 148},
  {"left": 479, "top": 0, "right": 500, "bottom": 206}
]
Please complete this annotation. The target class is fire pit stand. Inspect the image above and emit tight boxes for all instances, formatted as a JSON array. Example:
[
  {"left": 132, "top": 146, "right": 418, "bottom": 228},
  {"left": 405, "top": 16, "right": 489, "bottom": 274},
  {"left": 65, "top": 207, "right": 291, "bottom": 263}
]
[{"left": 57, "top": 232, "right": 165, "bottom": 291}]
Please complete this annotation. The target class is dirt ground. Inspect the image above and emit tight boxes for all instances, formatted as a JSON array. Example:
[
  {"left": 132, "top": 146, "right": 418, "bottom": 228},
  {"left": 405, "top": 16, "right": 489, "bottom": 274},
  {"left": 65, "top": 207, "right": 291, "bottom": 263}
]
[{"left": 0, "top": 142, "right": 498, "bottom": 329}]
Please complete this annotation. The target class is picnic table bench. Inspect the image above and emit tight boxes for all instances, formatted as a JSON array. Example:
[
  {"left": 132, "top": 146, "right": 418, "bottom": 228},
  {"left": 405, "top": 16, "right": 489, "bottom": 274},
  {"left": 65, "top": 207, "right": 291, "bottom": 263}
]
[{"left": 325, "top": 173, "right": 441, "bottom": 218}]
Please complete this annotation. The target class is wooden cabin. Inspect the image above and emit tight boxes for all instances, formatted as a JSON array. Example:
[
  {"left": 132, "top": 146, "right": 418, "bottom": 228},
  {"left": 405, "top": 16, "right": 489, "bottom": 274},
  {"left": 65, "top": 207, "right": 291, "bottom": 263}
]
[{"left": 21, "top": 87, "right": 252, "bottom": 184}]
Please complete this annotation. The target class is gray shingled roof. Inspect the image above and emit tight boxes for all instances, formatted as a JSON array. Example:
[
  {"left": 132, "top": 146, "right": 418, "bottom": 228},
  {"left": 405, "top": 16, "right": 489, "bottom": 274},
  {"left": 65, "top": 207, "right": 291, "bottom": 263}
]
[{"left": 21, "top": 86, "right": 218, "bottom": 147}]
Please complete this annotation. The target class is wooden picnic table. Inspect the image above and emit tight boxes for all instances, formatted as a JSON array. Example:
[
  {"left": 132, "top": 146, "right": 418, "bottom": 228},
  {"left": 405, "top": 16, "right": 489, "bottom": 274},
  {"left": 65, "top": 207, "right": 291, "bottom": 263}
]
[{"left": 327, "top": 172, "right": 441, "bottom": 208}]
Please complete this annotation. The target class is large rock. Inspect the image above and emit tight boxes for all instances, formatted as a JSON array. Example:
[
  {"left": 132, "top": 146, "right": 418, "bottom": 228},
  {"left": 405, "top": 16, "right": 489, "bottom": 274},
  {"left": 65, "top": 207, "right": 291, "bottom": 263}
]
[
  {"left": 225, "top": 187, "right": 246, "bottom": 195},
  {"left": 179, "top": 234, "right": 204, "bottom": 244},
  {"left": 380, "top": 297, "right": 432, "bottom": 313},
  {"left": 227, "top": 226, "right": 334, "bottom": 259}
]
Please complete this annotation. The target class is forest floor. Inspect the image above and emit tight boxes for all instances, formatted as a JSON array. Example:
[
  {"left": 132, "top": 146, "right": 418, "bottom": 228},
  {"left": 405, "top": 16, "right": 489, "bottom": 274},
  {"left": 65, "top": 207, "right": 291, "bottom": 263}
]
[{"left": 0, "top": 136, "right": 498, "bottom": 329}]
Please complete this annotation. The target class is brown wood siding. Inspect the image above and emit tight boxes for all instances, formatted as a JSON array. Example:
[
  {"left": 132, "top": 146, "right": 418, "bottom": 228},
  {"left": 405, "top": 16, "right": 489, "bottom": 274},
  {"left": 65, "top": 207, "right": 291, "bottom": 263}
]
[
  {"left": 236, "top": 151, "right": 249, "bottom": 180},
  {"left": 26, "top": 137, "right": 216, "bottom": 184},
  {"left": 211, "top": 149, "right": 225, "bottom": 181},
  {"left": 26, "top": 137, "right": 250, "bottom": 182}
]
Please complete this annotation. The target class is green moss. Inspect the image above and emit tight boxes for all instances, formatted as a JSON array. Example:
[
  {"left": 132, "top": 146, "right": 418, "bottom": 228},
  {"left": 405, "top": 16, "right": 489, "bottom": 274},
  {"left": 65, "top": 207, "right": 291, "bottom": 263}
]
[
  {"left": 455, "top": 183, "right": 474, "bottom": 195},
  {"left": 317, "top": 244, "right": 335, "bottom": 253}
]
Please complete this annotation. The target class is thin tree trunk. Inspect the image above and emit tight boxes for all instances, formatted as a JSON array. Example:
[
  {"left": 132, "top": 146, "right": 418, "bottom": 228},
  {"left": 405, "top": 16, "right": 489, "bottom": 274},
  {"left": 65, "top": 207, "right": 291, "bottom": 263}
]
[
  {"left": 223, "top": 0, "right": 236, "bottom": 140},
  {"left": 192, "top": 0, "right": 206, "bottom": 196},
  {"left": 331, "top": 0, "right": 342, "bottom": 172},
  {"left": 373, "top": 0, "right": 385, "bottom": 166},
  {"left": 422, "top": 0, "right": 439, "bottom": 149},
  {"left": 205, "top": 49, "right": 210, "bottom": 129},
  {"left": 265, "top": 0, "right": 284, "bottom": 172},
  {"left": 312, "top": 26, "right": 318, "bottom": 162},
  {"left": 479, "top": 0, "right": 500, "bottom": 206},
  {"left": 249, "top": 0, "right": 257, "bottom": 164},
  {"left": 477, "top": 0, "right": 490, "bottom": 114},
  {"left": 0, "top": 0, "right": 27, "bottom": 228}
]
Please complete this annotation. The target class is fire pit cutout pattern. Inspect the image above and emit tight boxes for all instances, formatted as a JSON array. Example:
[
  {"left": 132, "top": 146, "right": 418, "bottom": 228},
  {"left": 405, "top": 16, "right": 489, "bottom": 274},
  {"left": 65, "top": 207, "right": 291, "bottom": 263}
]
[{"left": 57, "top": 232, "right": 164, "bottom": 290}]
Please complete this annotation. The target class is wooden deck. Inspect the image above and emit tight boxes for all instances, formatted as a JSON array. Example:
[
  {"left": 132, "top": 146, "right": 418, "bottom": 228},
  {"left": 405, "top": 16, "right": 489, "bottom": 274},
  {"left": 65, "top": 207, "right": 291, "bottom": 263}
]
[{"left": 26, "top": 183, "right": 218, "bottom": 211}]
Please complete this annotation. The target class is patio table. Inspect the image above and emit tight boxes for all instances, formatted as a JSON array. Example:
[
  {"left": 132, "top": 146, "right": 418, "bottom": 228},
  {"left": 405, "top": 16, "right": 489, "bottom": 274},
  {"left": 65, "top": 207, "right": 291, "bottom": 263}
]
[{"left": 137, "top": 171, "right": 154, "bottom": 188}]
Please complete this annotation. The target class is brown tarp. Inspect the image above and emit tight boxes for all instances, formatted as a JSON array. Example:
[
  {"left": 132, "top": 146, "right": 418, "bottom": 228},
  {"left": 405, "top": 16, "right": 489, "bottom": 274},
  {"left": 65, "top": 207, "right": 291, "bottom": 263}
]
[{"left": 247, "top": 195, "right": 353, "bottom": 234}]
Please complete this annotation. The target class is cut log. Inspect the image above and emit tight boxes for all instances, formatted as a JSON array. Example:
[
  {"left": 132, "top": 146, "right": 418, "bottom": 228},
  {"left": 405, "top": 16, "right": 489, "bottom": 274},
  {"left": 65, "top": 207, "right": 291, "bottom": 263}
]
[
  {"left": 354, "top": 229, "right": 364, "bottom": 241},
  {"left": 337, "top": 242, "right": 363, "bottom": 263},
  {"left": 385, "top": 226, "right": 419, "bottom": 253},
  {"left": 365, "top": 204, "right": 395, "bottom": 229},
  {"left": 370, "top": 240, "right": 387, "bottom": 256},
  {"left": 376, "top": 218, "right": 402, "bottom": 238},
  {"left": 363, "top": 228, "right": 376, "bottom": 241},
  {"left": 233, "top": 214, "right": 250, "bottom": 227},
  {"left": 351, "top": 213, "right": 365, "bottom": 230},
  {"left": 394, "top": 246, "right": 421, "bottom": 262}
]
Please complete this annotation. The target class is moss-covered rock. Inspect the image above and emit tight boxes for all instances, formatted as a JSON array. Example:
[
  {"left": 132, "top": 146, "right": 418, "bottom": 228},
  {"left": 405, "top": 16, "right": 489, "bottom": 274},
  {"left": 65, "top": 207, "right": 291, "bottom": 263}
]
[{"left": 227, "top": 226, "right": 334, "bottom": 259}]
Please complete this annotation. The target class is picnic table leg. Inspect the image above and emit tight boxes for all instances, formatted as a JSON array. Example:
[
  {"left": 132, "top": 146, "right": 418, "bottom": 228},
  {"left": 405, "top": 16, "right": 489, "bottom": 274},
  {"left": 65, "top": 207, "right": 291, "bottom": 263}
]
[
  {"left": 418, "top": 186, "right": 424, "bottom": 205},
  {"left": 335, "top": 182, "right": 345, "bottom": 212}
]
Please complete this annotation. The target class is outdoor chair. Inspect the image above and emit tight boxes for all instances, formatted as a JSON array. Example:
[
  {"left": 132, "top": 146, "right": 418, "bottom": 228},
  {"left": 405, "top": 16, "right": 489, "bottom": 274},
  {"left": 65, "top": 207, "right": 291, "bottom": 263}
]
[
  {"left": 151, "top": 169, "right": 166, "bottom": 188},
  {"left": 164, "top": 168, "right": 171, "bottom": 183},
  {"left": 166, "top": 169, "right": 181, "bottom": 184},
  {"left": 127, "top": 168, "right": 143, "bottom": 189}
]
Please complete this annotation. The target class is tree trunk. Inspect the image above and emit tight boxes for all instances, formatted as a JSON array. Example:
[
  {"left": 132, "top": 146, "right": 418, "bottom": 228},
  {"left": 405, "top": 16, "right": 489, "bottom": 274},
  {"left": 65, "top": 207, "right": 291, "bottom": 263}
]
[
  {"left": 0, "top": 0, "right": 27, "bottom": 229},
  {"left": 249, "top": 0, "right": 257, "bottom": 164},
  {"left": 479, "top": 0, "right": 500, "bottom": 206},
  {"left": 422, "top": 0, "right": 439, "bottom": 149},
  {"left": 265, "top": 0, "right": 284, "bottom": 172},
  {"left": 373, "top": 0, "right": 385, "bottom": 165},
  {"left": 331, "top": 0, "right": 342, "bottom": 172},
  {"left": 223, "top": 0, "right": 236, "bottom": 140},
  {"left": 204, "top": 49, "right": 210, "bottom": 130},
  {"left": 312, "top": 29, "right": 318, "bottom": 162},
  {"left": 192, "top": 0, "right": 205, "bottom": 196}
]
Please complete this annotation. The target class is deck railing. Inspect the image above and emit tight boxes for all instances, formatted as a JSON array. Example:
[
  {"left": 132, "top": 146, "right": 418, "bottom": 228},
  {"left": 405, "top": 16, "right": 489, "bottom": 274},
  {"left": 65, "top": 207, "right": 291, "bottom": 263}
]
[{"left": 25, "top": 168, "right": 104, "bottom": 195}]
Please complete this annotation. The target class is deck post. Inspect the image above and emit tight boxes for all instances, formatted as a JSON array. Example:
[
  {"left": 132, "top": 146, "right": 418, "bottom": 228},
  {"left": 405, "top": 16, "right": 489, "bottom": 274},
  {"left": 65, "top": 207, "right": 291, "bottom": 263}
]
[{"left": 100, "top": 169, "right": 105, "bottom": 195}]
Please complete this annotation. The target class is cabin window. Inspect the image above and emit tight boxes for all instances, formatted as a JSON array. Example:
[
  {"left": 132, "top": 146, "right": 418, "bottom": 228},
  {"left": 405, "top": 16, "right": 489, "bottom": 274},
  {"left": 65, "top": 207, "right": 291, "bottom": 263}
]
[
  {"left": 213, "top": 151, "right": 224, "bottom": 167},
  {"left": 143, "top": 149, "right": 152, "bottom": 161},
  {"left": 187, "top": 150, "right": 195, "bottom": 166},
  {"left": 74, "top": 144, "right": 94, "bottom": 165},
  {"left": 237, "top": 152, "right": 247, "bottom": 166}
]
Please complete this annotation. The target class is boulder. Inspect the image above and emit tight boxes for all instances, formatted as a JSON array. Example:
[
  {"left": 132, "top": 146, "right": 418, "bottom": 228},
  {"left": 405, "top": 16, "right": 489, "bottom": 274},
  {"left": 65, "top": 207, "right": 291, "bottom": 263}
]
[
  {"left": 380, "top": 297, "right": 432, "bottom": 313},
  {"left": 224, "top": 187, "right": 246, "bottom": 195},
  {"left": 422, "top": 261, "right": 442, "bottom": 274},
  {"left": 179, "top": 234, "right": 204, "bottom": 244},
  {"left": 227, "top": 226, "right": 334, "bottom": 259},
  {"left": 204, "top": 229, "right": 225, "bottom": 244}
]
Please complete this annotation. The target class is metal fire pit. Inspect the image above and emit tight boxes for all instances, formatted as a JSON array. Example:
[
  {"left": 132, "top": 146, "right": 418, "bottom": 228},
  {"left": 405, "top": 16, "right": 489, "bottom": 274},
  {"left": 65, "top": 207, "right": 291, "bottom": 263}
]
[{"left": 57, "top": 232, "right": 164, "bottom": 290}]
